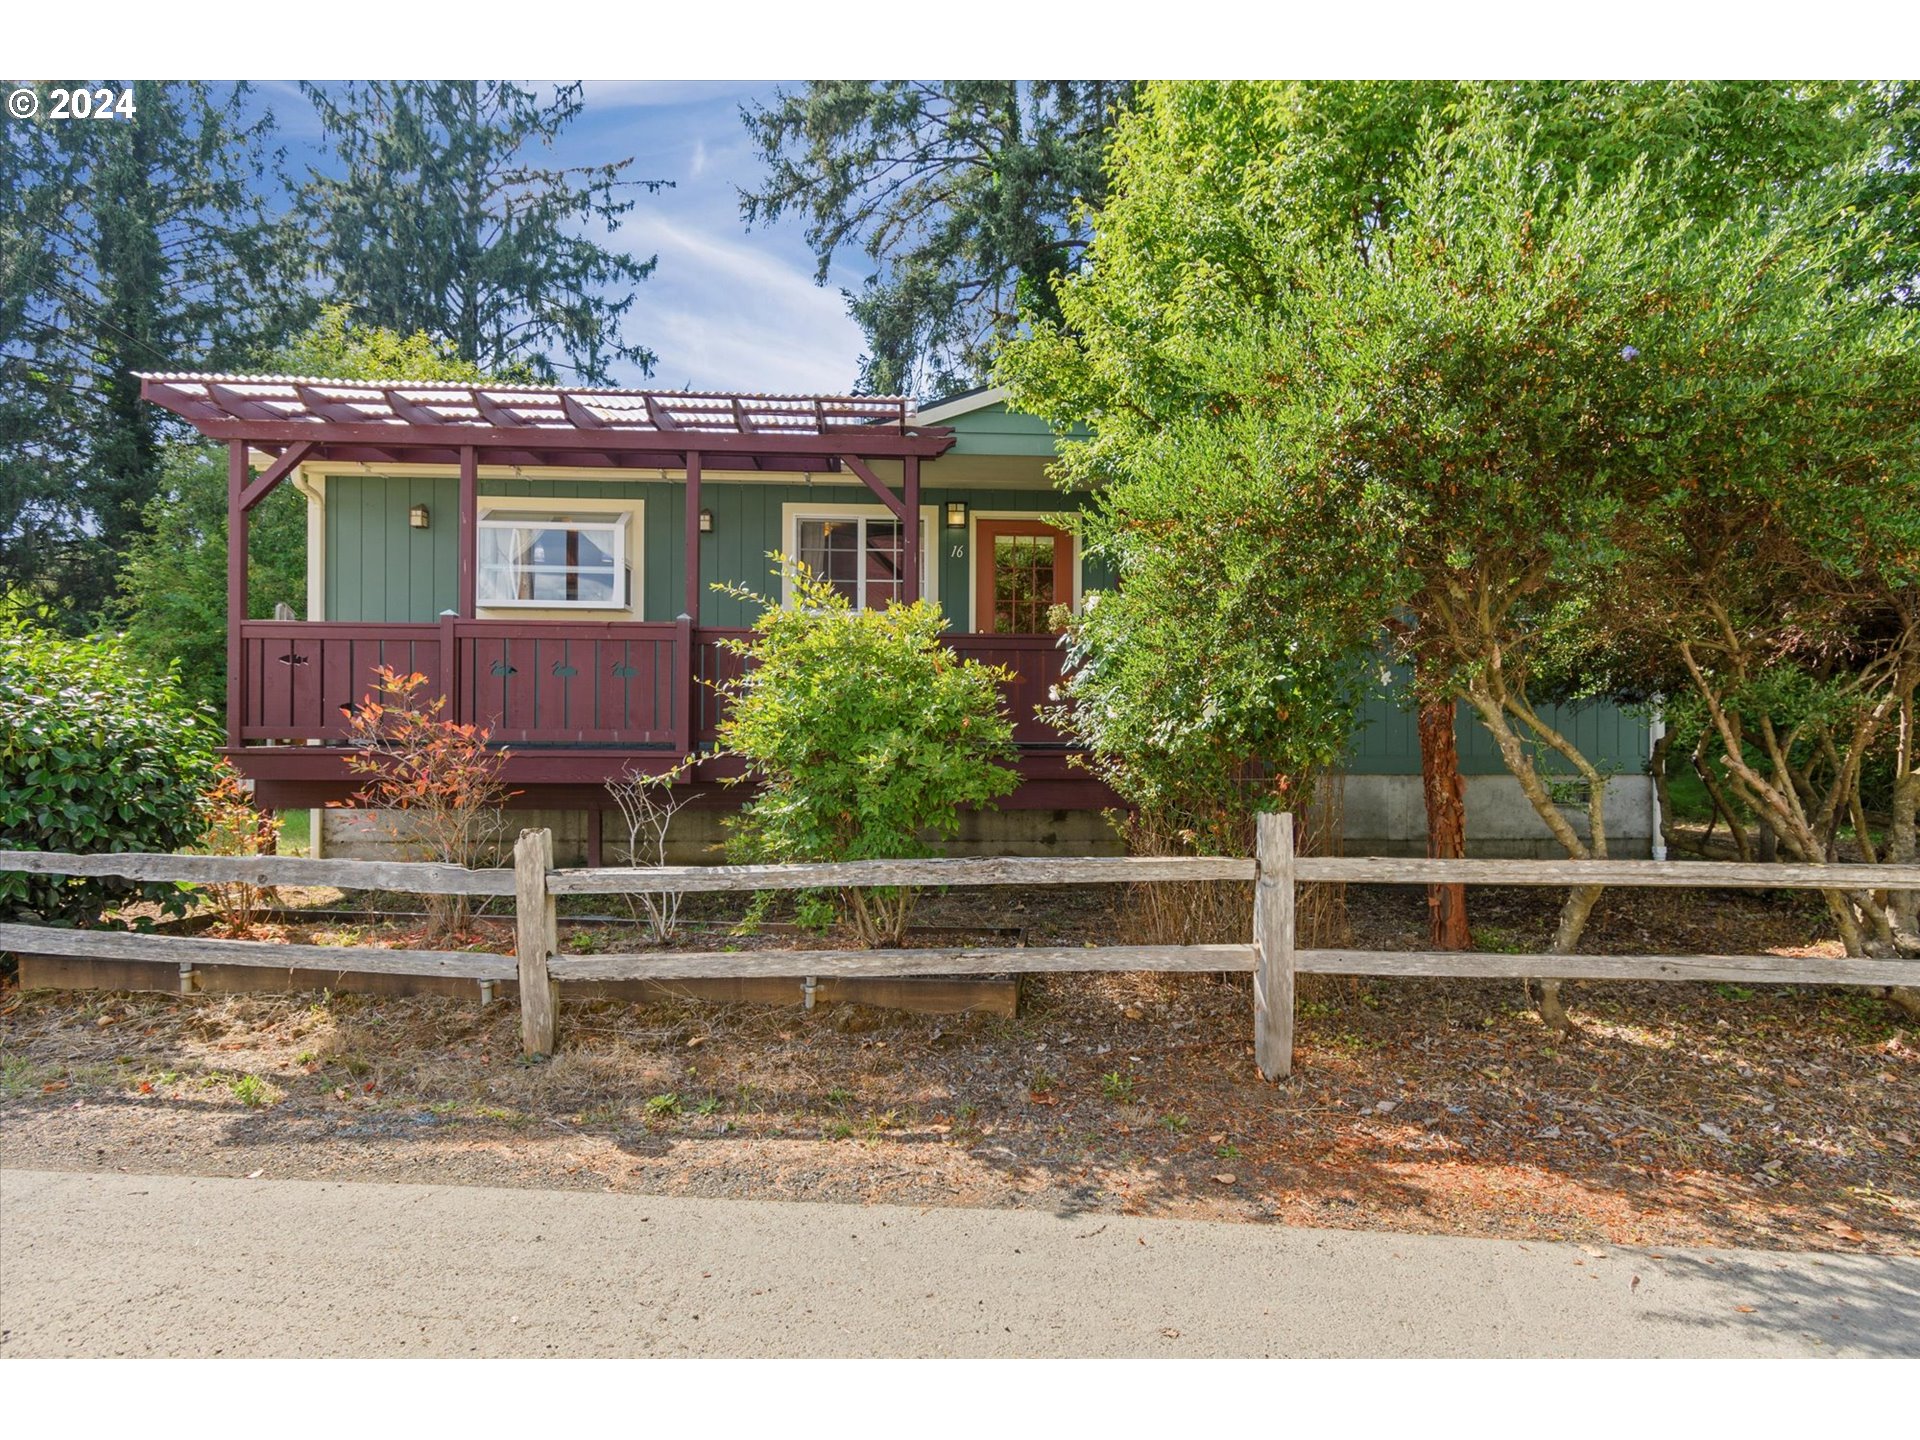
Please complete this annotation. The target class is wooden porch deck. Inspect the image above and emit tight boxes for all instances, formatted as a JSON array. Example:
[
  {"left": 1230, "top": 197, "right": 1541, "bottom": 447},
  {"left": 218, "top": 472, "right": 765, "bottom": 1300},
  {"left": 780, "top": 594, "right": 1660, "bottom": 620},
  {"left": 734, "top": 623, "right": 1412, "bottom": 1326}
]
[{"left": 232, "top": 619, "right": 1109, "bottom": 809}]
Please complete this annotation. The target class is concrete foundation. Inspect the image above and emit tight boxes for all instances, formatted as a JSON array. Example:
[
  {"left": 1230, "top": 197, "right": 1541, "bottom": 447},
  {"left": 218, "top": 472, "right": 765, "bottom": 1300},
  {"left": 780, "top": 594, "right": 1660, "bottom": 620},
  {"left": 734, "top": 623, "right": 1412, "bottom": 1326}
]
[
  {"left": 316, "top": 774, "right": 1654, "bottom": 864},
  {"left": 1339, "top": 773, "right": 1656, "bottom": 859},
  {"left": 318, "top": 803, "right": 1126, "bottom": 867}
]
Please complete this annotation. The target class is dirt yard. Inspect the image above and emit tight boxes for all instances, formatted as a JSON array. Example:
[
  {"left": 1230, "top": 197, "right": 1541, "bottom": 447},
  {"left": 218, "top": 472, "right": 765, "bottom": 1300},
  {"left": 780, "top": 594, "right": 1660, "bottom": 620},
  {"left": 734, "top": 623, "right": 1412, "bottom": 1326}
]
[{"left": 3, "top": 882, "right": 1915, "bottom": 1255}]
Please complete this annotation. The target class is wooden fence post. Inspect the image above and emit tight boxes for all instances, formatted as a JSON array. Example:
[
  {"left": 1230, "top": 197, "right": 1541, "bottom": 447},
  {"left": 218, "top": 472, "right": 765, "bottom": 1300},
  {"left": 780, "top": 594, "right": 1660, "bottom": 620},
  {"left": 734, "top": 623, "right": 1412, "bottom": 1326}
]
[
  {"left": 514, "top": 827, "right": 559, "bottom": 1057},
  {"left": 1254, "top": 810, "right": 1296, "bottom": 1081}
]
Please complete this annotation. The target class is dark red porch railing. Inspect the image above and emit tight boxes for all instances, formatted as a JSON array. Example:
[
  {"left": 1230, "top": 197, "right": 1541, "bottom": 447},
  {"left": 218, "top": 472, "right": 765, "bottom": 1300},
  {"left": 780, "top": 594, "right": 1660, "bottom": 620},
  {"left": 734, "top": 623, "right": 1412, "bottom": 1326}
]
[
  {"left": 945, "top": 633, "right": 1073, "bottom": 748},
  {"left": 239, "top": 622, "right": 444, "bottom": 742},
  {"left": 692, "top": 627, "right": 750, "bottom": 748},
  {"left": 456, "top": 620, "right": 681, "bottom": 745},
  {"left": 236, "top": 619, "right": 1074, "bottom": 753},
  {"left": 691, "top": 627, "right": 1072, "bottom": 748}
]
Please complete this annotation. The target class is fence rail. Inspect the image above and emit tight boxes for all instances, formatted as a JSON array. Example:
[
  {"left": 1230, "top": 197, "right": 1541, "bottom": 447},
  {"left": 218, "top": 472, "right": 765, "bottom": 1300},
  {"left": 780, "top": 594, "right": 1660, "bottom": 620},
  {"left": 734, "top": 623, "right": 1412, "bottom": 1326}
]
[
  {"left": 2, "top": 824, "right": 1915, "bottom": 1078},
  {"left": 0, "top": 849, "right": 515, "bottom": 895}
]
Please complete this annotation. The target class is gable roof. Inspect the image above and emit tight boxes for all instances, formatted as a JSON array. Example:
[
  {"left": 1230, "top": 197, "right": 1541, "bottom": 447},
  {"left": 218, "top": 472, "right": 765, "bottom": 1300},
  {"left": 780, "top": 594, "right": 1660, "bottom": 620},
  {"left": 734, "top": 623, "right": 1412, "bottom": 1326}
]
[{"left": 913, "top": 385, "right": 1009, "bottom": 425}]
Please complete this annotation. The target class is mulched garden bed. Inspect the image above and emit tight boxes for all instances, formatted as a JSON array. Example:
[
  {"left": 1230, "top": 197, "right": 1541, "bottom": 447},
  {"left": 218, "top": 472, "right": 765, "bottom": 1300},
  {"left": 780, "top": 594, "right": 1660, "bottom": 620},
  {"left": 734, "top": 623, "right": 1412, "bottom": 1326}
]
[{"left": 3, "top": 879, "right": 1912, "bottom": 1254}]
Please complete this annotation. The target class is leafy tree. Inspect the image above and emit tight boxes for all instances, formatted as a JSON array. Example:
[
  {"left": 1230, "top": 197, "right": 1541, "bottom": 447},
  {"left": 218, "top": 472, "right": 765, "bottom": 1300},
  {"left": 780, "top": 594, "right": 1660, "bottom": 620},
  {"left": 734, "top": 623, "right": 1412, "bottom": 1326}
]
[
  {"left": 716, "top": 564, "right": 1018, "bottom": 945},
  {"left": 1000, "top": 80, "right": 1906, "bottom": 951},
  {"left": 0, "top": 608, "right": 220, "bottom": 926},
  {"left": 110, "top": 306, "right": 494, "bottom": 710},
  {"left": 1, "top": 81, "right": 302, "bottom": 620},
  {"left": 299, "top": 82, "right": 669, "bottom": 382},
  {"left": 273, "top": 302, "right": 507, "bottom": 384},
  {"left": 740, "top": 81, "right": 1135, "bottom": 396},
  {"left": 1837, "top": 80, "right": 1920, "bottom": 310},
  {"left": 1051, "top": 576, "right": 1361, "bottom": 856},
  {"left": 110, "top": 446, "right": 304, "bottom": 712},
  {"left": 1602, "top": 302, "right": 1920, "bottom": 965},
  {"left": 1004, "top": 94, "right": 1920, "bottom": 1022}
]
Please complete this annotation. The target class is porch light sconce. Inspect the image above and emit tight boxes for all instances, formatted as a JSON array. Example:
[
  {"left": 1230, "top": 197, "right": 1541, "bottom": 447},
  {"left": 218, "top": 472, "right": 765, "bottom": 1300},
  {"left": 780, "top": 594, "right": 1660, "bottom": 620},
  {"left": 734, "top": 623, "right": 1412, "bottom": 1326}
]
[
  {"left": 408, "top": 504, "right": 431, "bottom": 530},
  {"left": 945, "top": 501, "right": 968, "bottom": 530},
  {"left": 698, "top": 508, "right": 714, "bottom": 534}
]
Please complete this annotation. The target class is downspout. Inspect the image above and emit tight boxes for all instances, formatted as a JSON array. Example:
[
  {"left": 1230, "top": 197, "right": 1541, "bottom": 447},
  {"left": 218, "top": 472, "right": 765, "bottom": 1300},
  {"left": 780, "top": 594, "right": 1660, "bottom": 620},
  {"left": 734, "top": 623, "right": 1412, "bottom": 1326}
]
[{"left": 1648, "top": 698, "right": 1667, "bottom": 862}]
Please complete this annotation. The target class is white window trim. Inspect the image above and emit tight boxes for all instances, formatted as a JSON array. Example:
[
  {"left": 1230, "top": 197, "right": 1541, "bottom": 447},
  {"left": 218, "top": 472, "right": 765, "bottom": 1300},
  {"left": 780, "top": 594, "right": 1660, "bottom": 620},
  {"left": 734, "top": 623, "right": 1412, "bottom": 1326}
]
[
  {"left": 779, "top": 501, "right": 940, "bottom": 611},
  {"left": 475, "top": 502, "right": 642, "bottom": 614},
  {"left": 966, "top": 510, "right": 1082, "bottom": 633}
]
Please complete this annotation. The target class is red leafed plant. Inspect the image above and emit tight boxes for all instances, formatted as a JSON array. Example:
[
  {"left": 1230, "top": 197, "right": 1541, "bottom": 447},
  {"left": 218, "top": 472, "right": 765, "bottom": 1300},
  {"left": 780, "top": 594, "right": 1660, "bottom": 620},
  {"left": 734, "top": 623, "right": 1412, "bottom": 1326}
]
[
  {"left": 341, "top": 666, "right": 515, "bottom": 940},
  {"left": 197, "top": 757, "right": 283, "bottom": 935}
]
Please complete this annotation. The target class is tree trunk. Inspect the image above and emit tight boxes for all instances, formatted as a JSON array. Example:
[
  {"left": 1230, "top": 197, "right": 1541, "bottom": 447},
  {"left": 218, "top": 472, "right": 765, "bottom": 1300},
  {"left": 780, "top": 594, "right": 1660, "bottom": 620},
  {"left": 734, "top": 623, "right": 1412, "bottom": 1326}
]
[
  {"left": 1693, "top": 736, "right": 1753, "bottom": 861},
  {"left": 1462, "top": 689, "right": 1608, "bottom": 1031},
  {"left": 1891, "top": 690, "right": 1919, "bottom": 945},
  {"left": 1535, "top": 884, "right": 1607, "bottom": 1029},
  {"left": 1417, "top": 694, "right": 1472, "bottom": 949}
]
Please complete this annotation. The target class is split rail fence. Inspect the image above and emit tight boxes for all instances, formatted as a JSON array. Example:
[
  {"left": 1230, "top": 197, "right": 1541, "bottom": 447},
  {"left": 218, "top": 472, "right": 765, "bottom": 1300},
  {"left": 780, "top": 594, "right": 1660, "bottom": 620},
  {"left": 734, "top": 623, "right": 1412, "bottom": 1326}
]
[{"left": 2, "top": 815, "right": 1916, "bottom": 1079}]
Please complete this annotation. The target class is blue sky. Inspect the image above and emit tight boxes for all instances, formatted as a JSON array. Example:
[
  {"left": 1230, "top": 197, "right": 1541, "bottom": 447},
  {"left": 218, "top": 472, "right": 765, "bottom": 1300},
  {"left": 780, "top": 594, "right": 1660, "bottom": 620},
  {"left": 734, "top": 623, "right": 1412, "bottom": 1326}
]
[{"left": 256, "top": 80, "right": 872, "bottom": 395}]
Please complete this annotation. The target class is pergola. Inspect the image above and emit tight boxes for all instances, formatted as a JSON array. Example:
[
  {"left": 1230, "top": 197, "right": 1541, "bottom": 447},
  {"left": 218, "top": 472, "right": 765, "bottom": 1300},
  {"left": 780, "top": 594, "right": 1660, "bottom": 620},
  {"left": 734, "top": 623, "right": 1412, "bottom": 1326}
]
[
  {"left": 142, "top": 372, "right": 960, "bottom": 756},
  {"left": 142, "top": 373, "right": 958, "bottom": 730}
]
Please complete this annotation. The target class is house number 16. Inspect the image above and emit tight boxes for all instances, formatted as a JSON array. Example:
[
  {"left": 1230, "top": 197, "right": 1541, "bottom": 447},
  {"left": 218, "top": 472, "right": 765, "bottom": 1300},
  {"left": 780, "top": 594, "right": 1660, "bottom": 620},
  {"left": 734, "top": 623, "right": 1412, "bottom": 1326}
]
[{"left": 949, "top": 544, "right": 966, "bottom": 559}]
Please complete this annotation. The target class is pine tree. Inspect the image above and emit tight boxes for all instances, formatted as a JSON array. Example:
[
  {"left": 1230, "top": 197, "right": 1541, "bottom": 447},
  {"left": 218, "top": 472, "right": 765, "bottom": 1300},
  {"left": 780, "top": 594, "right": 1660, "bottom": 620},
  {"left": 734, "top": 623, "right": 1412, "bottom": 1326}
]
[
  {"left": 740, "top": 82, "right": 1135, "bottom": 397},
  {"left": 298, "top": 82, "right": 668, "bottom": 383},
  {"left": 0, "top": 80, "right": 300, "bottom": 620}
]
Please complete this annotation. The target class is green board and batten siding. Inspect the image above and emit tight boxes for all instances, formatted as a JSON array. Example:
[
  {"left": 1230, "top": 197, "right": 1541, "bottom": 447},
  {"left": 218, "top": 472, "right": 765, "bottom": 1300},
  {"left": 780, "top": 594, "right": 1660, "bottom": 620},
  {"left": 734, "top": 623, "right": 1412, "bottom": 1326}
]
[
  {"left": 323, "top": 475, "right": 460, "bottom": 623},
  {"left": 324, "top": 474, "right": 1092, "bottom": 631},
  {"left": 1348, "top": 684, "right": 1650, "bottom": 775}
]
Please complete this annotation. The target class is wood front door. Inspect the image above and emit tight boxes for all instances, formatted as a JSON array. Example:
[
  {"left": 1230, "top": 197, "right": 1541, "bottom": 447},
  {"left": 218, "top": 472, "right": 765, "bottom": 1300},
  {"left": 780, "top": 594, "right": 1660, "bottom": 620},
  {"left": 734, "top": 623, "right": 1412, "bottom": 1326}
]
[{"left": 974, "top": 519, "right": 1072, "bottom": 634}]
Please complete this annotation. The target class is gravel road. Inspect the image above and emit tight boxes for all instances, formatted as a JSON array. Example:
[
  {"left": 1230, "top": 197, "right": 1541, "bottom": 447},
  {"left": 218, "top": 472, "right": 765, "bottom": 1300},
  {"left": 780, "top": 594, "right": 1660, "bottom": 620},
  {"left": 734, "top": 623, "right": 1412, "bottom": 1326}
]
[{"left": 4, "top": 1167, "right": 1915, "bottom": 1357}]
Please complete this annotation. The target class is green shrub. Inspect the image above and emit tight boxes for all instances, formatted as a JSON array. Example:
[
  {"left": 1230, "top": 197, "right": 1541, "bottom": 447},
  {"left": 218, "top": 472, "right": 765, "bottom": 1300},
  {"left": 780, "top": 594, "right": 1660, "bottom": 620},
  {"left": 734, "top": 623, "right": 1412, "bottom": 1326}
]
[
  {"left": 0, "top": 612, "right": 219, "bottom": 925},
  {"left": 715, "top": 563, "right": 1019, "bottom": 945}
]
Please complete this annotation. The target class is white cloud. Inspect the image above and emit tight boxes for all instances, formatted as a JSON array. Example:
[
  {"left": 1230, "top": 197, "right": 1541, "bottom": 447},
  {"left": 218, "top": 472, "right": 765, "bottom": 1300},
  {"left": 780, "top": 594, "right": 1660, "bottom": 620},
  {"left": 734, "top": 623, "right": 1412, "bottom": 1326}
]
[{"left": 616, "top": 213, "right": 865, "bottom": 393}]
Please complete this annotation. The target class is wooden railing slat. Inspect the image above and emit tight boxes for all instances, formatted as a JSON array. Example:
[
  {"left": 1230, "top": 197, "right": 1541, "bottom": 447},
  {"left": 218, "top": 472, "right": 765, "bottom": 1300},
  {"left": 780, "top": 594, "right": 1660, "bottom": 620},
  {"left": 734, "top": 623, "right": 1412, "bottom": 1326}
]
[
  {"left": 549, "top": 943, "right": 1254, "bottom": 981},
  {"left": 0, "top": 922, "right": 515, "bottom": 981},
  {"left": 0, "top": 850, "right": 516, "bottom": 896},
  {"left": 1297, "top": 948, "right": 1914, "bottom": 987},
  {"left": 548, "top": 855, "right": 1258, "bottom": 893},
  {"left": 1293, "top": 857, "right": 1920, "bottom": 889}
]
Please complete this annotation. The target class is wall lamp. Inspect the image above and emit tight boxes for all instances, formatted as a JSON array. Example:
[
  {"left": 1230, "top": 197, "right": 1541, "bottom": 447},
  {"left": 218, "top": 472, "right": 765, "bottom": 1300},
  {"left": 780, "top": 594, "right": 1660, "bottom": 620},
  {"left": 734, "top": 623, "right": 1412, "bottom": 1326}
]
[
  {"left": 698, "top": 508, "right": 714, "bottom": 534},
  {"left": 409, "top": 504, "right": 431, "bottom": 529},
  {"left": 945, "top": 500, "right": 968, "bottom": 530}
]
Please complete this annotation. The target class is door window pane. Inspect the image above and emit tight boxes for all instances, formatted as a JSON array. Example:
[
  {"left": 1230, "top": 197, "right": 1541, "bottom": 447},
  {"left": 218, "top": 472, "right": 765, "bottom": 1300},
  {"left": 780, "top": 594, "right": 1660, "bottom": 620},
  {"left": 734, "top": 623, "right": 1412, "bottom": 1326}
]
[{"left": 993, "top": 534, "right": 1056, "bottom": 632}]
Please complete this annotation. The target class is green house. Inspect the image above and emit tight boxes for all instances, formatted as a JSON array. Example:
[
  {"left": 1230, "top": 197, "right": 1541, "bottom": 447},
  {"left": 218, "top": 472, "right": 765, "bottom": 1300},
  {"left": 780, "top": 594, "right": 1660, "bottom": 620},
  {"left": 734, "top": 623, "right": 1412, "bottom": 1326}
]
[{"left": 143, "top": 375, "right": 1655, "bottom": 860}]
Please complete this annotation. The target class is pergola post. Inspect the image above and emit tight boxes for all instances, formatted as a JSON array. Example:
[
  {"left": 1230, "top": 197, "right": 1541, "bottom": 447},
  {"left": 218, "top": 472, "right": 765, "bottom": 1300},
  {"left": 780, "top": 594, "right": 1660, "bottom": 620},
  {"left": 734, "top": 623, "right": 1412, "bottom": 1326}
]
[
  {"left": 683, "top": 450, "right": 702, "bottom": 623},
  {"left": 457, "top": 445, "right": 477, "bottom": 616},
  {"left": 226, "top": 442, "right": 248, "bottom": 749},
  {"left": 902, "top": 455, "right": 921, "bottom": 605}
]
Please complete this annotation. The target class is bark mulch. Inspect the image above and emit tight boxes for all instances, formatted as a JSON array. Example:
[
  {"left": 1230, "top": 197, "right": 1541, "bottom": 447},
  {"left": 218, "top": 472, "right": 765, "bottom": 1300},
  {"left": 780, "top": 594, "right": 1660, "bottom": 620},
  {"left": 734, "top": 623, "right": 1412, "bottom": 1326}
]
[{"left": 2, "top": 881, "right": 1913, "bottom": 1254}]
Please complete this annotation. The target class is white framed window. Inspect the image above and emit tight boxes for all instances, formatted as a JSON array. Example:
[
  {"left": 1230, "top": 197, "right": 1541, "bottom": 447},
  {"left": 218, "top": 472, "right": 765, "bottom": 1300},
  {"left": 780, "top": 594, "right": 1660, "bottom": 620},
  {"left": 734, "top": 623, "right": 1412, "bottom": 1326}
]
[
  {"left": 784, "top": 505, "right": 935, "bottom": 611},
  {"left": 477, "top": 511, "right": 629, "bottom": 608}
]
